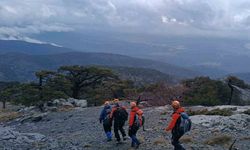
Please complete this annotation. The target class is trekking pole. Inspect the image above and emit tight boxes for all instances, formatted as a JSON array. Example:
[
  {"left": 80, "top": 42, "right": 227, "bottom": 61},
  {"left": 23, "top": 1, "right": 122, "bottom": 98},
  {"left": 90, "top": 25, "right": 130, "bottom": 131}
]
[{"left": 229, "top": 139, "right": 237, "bottom": 150}]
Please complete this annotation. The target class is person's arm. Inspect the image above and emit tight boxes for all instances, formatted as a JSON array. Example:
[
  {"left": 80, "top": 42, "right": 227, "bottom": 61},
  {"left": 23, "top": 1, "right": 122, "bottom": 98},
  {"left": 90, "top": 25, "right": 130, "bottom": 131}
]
[
  {"left": 99, "top": 109, "right": 105, "bottom": 123},
  {"left": 165, "top": 113, "right": 180, "bottom": 131},
  {"left": 129, "top": 111, "right": 135, "bottom": 127}
]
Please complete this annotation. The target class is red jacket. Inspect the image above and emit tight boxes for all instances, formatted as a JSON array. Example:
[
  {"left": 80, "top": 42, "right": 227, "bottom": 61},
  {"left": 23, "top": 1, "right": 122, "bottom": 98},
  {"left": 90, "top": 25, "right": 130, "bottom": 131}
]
[
  {"left": 129, "top": 106, "right": 142, "bottom": 127},
  {"left": 166, "top": 107, "right": 185, "bottom": 131}
]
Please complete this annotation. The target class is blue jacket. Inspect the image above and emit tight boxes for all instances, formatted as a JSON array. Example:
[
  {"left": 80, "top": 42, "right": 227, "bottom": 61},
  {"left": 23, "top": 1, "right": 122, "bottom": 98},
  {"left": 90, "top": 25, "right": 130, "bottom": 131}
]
[{"left": 99, "top": 105, "right": 111, "bottom": 123}]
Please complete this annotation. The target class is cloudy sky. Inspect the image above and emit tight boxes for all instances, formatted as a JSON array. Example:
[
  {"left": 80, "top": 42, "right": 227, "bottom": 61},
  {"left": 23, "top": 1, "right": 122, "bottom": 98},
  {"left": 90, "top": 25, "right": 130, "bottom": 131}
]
[{"left": 0, "top": 0, "right": 250, "bottom": 43}]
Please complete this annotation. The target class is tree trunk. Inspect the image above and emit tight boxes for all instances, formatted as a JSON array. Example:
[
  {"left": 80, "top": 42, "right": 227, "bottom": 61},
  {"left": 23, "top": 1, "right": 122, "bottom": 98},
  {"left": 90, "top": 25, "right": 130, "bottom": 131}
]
[
  {"left": 72, "top": 86, "right": 80, "bottom": 99},
  {"left": 2, "top": 101, "right": 6, "bottom": 109},
  {"left": 39, "top": 75, "right": 43, "bottom": 101},
  {"left": 228, "top": 81, "right": 234, "bottom": 105}
]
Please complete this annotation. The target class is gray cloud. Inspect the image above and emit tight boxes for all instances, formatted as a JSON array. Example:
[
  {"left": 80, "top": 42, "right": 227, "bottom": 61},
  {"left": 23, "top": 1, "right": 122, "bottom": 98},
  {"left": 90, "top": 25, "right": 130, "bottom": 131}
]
[{"left": 0, "top": 0, "right": 250, "bottom": 41}]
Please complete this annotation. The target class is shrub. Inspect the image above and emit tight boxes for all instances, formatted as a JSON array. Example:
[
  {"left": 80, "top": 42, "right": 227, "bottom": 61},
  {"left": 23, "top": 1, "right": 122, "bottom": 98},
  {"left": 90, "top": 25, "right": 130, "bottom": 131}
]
[
  {"left": 206, "top": 108, "right": 233, "bottom": 116},
  {"left": 243, "top": 109, "right": 250, "bottom": 115}
]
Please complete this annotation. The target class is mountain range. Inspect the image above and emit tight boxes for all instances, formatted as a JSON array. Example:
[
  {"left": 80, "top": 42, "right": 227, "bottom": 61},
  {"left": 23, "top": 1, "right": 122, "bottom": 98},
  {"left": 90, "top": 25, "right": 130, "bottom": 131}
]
[
  {"left": 1, "top": 39, "right": 249, "bottom": 83},
  {"left": 0, "top": 40, "right": 196, "bottom": 82},
  {"left": 34, "top": 32, "right": 250, "bottom": 74}
]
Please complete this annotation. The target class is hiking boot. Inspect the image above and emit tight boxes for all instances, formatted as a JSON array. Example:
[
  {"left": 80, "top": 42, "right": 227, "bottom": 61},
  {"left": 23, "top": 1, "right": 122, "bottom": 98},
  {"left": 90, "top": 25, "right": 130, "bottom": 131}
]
[
  {"left": 107, "top": 138, "right": 112, "bottom": 142},
  {"left": 135, "top": 143, "right": 141, "bottom": 149},
  {"left": 131, "top": 143, "right": 135, "bottom": 147}
]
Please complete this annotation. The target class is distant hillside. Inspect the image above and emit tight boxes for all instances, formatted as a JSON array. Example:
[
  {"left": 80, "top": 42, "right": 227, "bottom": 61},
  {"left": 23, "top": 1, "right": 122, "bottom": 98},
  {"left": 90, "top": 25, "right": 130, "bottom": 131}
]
[
  {"left": 0, "top": 52, "right": 197, "bottom": 82},
  {"left": 232, "top": 73, "right": 250, "bottom": 83},
  {"left": 109, "top": 66, "right": 178, "bottom": 85},
  {"left": 0, "top": 40, "right": 73, "bottom": 55},
  {"left": 0, "top": 40, "right": 198, "bottom": 82},
  {"left": 189, "top": 65, "right": 228, "bottom": 78}
]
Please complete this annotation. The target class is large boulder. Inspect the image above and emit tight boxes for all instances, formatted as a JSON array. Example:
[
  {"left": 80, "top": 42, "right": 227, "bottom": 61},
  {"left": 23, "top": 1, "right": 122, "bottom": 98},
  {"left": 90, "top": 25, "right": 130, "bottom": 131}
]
[
  {"left": 74, "top": 100, "right": 87, "bottom": 108},
  {"left": 66, "top": 98, "right": 87, "bottom": 108}
]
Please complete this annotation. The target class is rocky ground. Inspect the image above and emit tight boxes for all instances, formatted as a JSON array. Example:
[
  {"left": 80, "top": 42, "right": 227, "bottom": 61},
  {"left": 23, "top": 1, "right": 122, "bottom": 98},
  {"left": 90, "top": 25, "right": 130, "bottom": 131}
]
[{"left": 0, "top": 104, "right": 250, "bottom": 150}]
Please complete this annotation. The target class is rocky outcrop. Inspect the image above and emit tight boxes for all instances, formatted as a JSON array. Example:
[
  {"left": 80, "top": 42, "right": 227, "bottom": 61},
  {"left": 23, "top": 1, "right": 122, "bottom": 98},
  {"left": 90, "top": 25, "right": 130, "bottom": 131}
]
[
  {"left": 0, "top": 126, "right": 47, "bottom": 149},
  {"left": 50, "top": 98, "right": 87, "bottom": 108},
  {"left": 1, "top": 105, "right": 249, "bottom": 150}
]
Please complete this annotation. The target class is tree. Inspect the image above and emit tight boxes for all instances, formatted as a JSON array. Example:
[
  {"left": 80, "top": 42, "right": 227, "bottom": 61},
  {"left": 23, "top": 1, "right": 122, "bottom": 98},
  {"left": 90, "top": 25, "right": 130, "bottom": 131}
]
[
  {"left": 84, "top": 79, "right": 135, "bottom": 105},
  {"left": 182, "top": 77, "right": 231, "bottom": 106},
  {"left": 0, "top": 82, "right": 19, "bottom": 109},
  {"left": 58, "top": 66, "right": 118, "bottom": 99},
  {"left": 35, "top": 70, "right": 56, "bottom": 102}
]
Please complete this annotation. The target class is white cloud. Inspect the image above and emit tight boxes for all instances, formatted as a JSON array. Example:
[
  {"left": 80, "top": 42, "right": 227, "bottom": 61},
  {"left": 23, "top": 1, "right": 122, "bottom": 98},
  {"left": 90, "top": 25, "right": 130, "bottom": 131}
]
[
  {"left": 0, "top": 0, "right": 249, "bottom": 42},
  {"left": 200, "top": 62, "right": 221, "bottom": 67}
]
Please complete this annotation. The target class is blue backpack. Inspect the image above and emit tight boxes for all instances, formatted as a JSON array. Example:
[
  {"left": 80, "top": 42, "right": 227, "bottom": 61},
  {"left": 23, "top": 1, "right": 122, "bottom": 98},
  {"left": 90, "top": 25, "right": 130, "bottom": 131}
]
[{"left": 178, "top": 112, "right": 192, "bottom": 134}]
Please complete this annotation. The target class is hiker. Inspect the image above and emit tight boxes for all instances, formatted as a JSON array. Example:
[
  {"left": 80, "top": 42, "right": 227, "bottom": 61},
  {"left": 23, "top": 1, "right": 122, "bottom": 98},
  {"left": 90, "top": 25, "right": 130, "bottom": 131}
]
[
  {"left": 110, "top": 99, "right": 128, "bottom": 144},
  {"left": 128, "top": 102, "right": 143, "bottom": 149},
  {"left": 99, "top": 101, "right": 112, "bottom": 141},
  {"left": 165, "top": 100, "right": 191, "bottom": 150}
]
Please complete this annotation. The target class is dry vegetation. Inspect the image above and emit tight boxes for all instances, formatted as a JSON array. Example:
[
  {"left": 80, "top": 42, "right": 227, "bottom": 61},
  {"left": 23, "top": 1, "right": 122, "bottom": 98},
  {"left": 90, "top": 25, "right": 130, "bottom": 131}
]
[
  {"left": 180, "top": 136, "right": 193, "bottom": 143},
  {"left": 204, "top": 135, "right": 232, "bottom": 146},
  {"left": 153, "top": 137, "right": 166, "bottom": 145},
  {"left": 187, "top": 108, "right": 233, "bottom": 116},
  {"left": 0, "top": 109, "right": 21, "bottom": 122}
]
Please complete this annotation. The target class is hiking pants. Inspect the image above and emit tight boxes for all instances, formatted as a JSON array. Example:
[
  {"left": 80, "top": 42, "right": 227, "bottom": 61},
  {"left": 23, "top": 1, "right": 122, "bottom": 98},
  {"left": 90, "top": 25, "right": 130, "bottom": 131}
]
[
  {"left": 171, "top": 132, "right": 185, "bottom": 150},
  {"left": 103, "top": 124, "right": 112, "bottom": 140},
  {"left": 114, "top": 121, "right": 126, "bottom": 141},
  {"left": 128, "top": 126, "right": 140, "bottom": 146},
  {"left": 103, "top": 124, "right": 111, "bottom": 133}
]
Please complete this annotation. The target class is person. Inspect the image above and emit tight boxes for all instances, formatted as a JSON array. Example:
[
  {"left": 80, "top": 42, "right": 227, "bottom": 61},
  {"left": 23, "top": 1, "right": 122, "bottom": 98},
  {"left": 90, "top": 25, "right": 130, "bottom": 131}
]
[
  {"left": 128, "top": 102, "right": 143, "bottom": 149},
  {"left": 99, "top": 101, "right": 112, "bottom": 141},
  {"left": 165, "top": 100, "right": 186, "bottom": 150},
  {"left": 110, "top": 99, "right": 128, "bottom": 144}
]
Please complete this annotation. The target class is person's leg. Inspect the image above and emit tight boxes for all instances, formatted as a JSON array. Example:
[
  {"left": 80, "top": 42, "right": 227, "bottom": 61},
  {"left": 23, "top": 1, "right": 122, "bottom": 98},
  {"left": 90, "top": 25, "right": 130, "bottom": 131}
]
[
  {"left": 119, "top": 121, "right": 126, "bottom": 139},
  {"left": 171, "top": 133, "right": 185, "bottom": 150},
  {"left": 114, "top": 122, "right": 121, "bottom": 142},
  {"left": 133, "top": 128, "right": 140, "bottom": 147},
  {"left": 103, "top": 124, "right": 109, "bottom": 139},
  {"left": 107, "top": 125, "right": 112, "bottom": 141},
  {"left": 128, "top": 128, "right": 135, "bottom": 147},
  {"left": 129, "top": 126, "right": 140, "bottom": 148}
]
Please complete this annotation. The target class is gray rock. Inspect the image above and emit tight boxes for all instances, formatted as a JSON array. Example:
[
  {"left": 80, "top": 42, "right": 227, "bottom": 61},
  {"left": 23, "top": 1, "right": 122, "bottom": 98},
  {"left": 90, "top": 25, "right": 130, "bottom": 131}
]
[
  {"left": 62, "top": 102, "right": 74, "bottom": 107},
  {"left": 0, "top": 126, "right": 46, "bottom": 143},
  {"left": 74, "top": 100, "right": 87, "bottom": 108}
]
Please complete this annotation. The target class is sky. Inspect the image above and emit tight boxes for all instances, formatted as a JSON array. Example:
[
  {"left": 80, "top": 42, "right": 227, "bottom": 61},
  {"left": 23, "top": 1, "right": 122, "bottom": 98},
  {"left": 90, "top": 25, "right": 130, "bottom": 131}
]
[{"left": 0, "top": 0, "right": 250, "bottom": 43}]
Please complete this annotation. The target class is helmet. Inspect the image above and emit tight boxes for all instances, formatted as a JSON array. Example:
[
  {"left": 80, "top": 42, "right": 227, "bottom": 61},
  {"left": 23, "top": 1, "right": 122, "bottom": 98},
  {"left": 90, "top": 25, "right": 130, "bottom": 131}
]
[
  {"left": 171, "top": 100, "right": 180, "bottom": 109},
  {"left": 130, "top": 102, "right": 137, "bottom": 108}
]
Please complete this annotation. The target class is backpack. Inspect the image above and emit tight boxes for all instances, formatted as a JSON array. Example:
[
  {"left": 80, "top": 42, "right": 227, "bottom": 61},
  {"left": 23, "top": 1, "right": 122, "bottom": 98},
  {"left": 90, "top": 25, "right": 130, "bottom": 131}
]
[
  {"left": 178, "top": 112, "right": 192, "bottom": 134},
  {"left": 134, "top": 109, "right": 144, "bottom": 128},
  {"left": 116, "top": 107, "right": 128, "bottom": 122}
]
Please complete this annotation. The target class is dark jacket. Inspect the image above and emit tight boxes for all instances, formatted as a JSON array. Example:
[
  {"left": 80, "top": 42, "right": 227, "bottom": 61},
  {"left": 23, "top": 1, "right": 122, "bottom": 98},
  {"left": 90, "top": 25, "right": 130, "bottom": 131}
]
[{"left": 110, "top": 104, "right": 128, "bottom": 123}]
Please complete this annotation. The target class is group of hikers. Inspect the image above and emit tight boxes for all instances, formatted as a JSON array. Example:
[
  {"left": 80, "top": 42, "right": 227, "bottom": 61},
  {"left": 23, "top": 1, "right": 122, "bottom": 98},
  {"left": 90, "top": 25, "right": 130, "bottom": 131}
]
[{"left": 99, "top": 98, "right": 191, "bottom": 150}]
